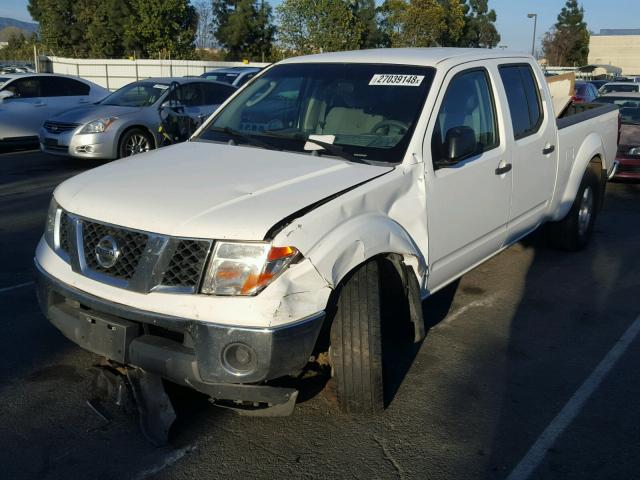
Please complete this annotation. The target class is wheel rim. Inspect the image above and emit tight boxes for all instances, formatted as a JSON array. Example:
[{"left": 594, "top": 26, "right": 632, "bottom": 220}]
[
  {"left": 124, "top": 134, "right": 150, "bottom": 156},
  {"left": 578, "top": 186, "right": 594, "bottom": 237}
]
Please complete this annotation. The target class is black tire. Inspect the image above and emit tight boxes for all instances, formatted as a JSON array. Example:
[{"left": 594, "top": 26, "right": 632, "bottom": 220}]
[
  {"left": 118, "top": 128, "right": 154, "bottom": 158},
  {"left": 548, "top": 166, "right": 599, "bottom": 251},
  {"left": 329, "top": 260, "right": 384, "bottom": 414}
]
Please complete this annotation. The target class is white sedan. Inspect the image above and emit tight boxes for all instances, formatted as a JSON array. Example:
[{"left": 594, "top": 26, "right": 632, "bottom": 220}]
[{"left": 0, "top": 74, "right": 108, "bottom": 146}]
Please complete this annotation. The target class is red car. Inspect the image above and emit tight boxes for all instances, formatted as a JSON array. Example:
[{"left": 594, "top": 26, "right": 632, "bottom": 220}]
[{"left": 595, "top": 93, "right": 640, "bottom": 180}]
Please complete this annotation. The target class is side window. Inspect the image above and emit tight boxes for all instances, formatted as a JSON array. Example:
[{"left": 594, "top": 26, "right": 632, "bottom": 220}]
[
  {"left": 43, "top": 77, "right": 90, "bottom": 97},
  {"left": 171, "top": 83, "right": 203, "bottom": 107},
  {"left": 499, "top": 64, "right": 543, "bottom": 139},
  {"left": 431, "top": 69, "right": 499, "bottom": 165},
  {"left": 201, "top": 83, "right": 235, "bottom": 105},
  {"left": 5, "top": 77, "right": 43, "bottom": 98}
]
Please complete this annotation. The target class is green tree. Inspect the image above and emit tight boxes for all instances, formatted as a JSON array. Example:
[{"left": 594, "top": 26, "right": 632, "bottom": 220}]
[
  {"left": 77, "top": 0, "right": 131, "bottom": 58},
  {"left": 29, "top": 0, "right": 197, "bottom": 58},
  {"left": 401, "top": 0, "right": 446, "bottom": 47},
  {"left": 456, "top": 0, "right": 500, "bottom": 48},
  {"left": 439, "top": 0, "right": 466, "bottom": 46},
  {"left": 276, "top": 0, "right": 363, "bottom": 54},
  {"left": 349, "top": 0, "right": 382, "bottom": 48},
  {"left": 543, "top": 0, "right": 589, "bottom": 66},
  {"left": 212, "top": 0, "right": 275, "bottom": 61},
  {"left": 28, "top": 0, "right": 88, "bottom": 56},
  {"left": 377, "top": 0, "right": 406, "bottom": 47},
  {"left": 124, "top": 0, "right": 197, "bottom": 58},
  {"left": 377, "top": 0, "right": 465, "bottom": 48}
]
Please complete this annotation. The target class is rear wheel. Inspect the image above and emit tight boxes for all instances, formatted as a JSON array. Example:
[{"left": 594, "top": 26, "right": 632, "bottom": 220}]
[
  {"left": 329, "top": 260, "right": 384, "bottom": 414},
  {"left": 548, "top": 166, "right": 599, "bottom": 251},
  {"left": 118, "top": 129, "right": 153, "bottom": 158}
]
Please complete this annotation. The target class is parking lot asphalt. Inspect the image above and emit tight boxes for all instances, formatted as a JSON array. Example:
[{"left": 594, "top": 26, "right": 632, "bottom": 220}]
[{"left": 1, "top": 147, "right": 639, "bottom": 480}]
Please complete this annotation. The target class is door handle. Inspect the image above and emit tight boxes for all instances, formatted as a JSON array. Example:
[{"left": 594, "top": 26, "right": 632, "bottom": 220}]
[
  {"left": 543, "top": 145, "right": 555, "bottom": 155},
  {"left": 34, "top": 103, "right": 47, "bottom": 108},
  {"left": 495, "top": 163, "right": 512, "bottom": 175}
]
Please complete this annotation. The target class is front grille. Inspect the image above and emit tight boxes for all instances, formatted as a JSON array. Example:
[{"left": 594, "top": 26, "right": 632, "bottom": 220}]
[
  {"left": 162, "top": 240, "right": 211, "bottom": 288},
  {"left": 59, "top": 212, "right": 71, "bottom": 253},
  {"left": 83, "top": 221, "right": 149, "bottom": 280},
  {"left": 58, "top": 215, "right": 213, "bottom": 294},
  {"left": 43, "top": 121, "right": 79, "bottom": 134}
]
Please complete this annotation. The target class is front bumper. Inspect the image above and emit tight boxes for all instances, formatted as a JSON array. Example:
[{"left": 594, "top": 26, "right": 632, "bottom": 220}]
[
  {"left": 613, "top": 156, "right": 640, "bottom": 180},
  {"left": 38, "top": 128, "right": 118, "bottom": 159},
  {"left": 35, "top": 262, "right": 324, "bottom": 399}
]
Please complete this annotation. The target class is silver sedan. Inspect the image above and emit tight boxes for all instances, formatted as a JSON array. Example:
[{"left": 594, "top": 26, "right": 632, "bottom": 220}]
[{"left": 39, "top": 77, "right": 237, "bottom": 160}]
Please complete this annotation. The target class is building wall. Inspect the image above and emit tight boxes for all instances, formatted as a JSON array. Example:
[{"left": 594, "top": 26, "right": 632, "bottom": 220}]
[{"left": 589, "top": 35, "right": 640, "bottom": 76}]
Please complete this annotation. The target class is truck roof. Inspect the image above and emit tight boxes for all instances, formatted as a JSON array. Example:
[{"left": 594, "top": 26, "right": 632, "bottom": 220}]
[{"left": 280, "top": 48, "right": 532, "bottom": 68}]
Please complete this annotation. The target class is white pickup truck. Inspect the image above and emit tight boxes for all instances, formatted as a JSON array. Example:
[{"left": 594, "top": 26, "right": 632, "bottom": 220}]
[{"left": 36, "top": 49, "right": 619, "bottom": 419}]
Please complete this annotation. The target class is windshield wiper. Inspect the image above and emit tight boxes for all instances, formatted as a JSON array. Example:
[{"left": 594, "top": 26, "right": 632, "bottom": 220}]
[
  {"left": 209, "top": 126, "right": 281, "bottom": 151},
  {"left": 262, "top": 130, "right": 368, "bottom": 165}
]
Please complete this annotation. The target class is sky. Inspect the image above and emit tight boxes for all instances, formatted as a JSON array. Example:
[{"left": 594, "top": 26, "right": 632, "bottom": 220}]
[{"left": 1, "top": 0, "right": 639, "bottom": 53}]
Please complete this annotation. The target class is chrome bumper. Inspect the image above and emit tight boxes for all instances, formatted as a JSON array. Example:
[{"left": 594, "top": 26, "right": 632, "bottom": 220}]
[
  {"left": 35, "top": 262, "right": 324, "bottom": 395},
  {"left": 608, "top": 160, "right": 619, "bottom": 180}
]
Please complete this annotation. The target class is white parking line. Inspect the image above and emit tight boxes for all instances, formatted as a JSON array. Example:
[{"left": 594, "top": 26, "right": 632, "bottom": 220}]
[
  {"left": 506, "top": 314, "right": 640, "bottom": 480},
  {"left": 0, "top": 282, "right": 34, "bottom": 294}
]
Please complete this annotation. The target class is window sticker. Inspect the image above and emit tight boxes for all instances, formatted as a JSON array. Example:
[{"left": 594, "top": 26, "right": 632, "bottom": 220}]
[
  {"left": 153, "top": 84, "right": 169, "bottom": 90},
  {"left": 369, "top": 74, "right": 425, "bottom": 87}
]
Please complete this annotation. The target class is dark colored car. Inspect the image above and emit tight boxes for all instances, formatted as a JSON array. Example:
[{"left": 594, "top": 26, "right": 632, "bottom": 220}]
[
  {"left": 201, "top": 67, "right": 263, "bottom": 88},
  {"left": 573, "top": 81, "right": 598, "bottom": 103},
  {"left": 595, "top": 92, "right": 640, "bottom": 180},
  {"left": 588, "top": 79, "right": 609, "bottom": 91}
]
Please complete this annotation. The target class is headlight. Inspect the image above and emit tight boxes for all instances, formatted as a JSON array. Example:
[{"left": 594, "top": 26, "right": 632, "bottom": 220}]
[
  {"left": 628, "top": 146, "right": 640, "bottom": 156},
  {"left": 44, "top": 197, "right": 59, "bottom": 249},
  {"left": 79, "top": 117, "right": 117, "bottom": 134},
  {"left": 201, "top": 242, "right": 300, "bottom": 296}
]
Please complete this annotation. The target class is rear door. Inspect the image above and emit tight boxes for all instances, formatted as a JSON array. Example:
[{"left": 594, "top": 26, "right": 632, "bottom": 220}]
[
  {"left": 498, "top": 63, "right": 558, "bottom": 241},
  {"left": 43, "top": 77, "right": 93, "bottom": 116},
  {"left": 424, "top": 63, "right": 512, "bottom": 291},
  {"left": 0, "top": 76, "right": 50, "bottom": 139}
]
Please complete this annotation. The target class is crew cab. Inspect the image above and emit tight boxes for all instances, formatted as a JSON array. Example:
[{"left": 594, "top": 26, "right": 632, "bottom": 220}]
[{"left": 35, "top": 49, "right": 619, "bottom": 418}]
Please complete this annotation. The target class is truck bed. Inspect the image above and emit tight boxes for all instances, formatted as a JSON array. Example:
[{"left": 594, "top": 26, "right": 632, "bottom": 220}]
[{"left": 557, "top": 102, "right": 618, "bottom": 129}]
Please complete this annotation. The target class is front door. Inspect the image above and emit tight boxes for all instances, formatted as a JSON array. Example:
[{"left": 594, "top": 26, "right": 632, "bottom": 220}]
[
  {"left": 0, "top": 76, "right": 50, "bottom": 139},
  {"left": 424, "top": 64, "right": 512, "bottom": 292}
]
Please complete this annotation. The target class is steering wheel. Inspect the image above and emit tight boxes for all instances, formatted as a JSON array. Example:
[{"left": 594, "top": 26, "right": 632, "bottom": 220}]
[{"left": 370, "top": 120, "right": 409, "bottom": 135}]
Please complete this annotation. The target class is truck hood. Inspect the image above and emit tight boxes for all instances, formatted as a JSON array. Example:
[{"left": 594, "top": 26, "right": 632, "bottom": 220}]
[
  {"left": 54, "top": 141, "right": 392, "bottom": 240},
  {"left": 50, "top": 104, "right": 143, "bottom": 123}
]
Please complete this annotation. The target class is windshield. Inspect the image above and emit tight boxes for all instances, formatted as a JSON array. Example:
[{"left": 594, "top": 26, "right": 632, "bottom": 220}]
[
  {"left": 203, "top": 72, "right": 239, "bottom": 84},
  {"left": 195, "top": 63, "right": 435, "bottom": 163},
  {"left": 600, "top": 84, "right": 639, "bottom": 94},
  {"left": 101, "top": 81, "right": 169, "bottom": 107},
  {"left": 595, "top": 96, "right": 640, "bottom": 124}
]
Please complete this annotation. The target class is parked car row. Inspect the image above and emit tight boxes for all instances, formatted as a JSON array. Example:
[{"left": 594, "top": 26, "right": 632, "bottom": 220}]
[
  {"left": 595, "top": 92, "right": 640, "bottom": 180},
  {"left": 0, "top": 69, "right": 254, "bottom": 159}
]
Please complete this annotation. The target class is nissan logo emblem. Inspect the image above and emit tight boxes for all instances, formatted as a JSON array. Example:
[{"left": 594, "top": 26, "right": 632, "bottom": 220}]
[{"left": 95, "top": 235, "right": 121, "bottom": 269}]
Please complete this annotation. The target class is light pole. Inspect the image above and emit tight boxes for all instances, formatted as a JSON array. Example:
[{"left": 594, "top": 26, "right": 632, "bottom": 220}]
[{"left": 527, "top": 13, "right": 538, "bottom": 57}]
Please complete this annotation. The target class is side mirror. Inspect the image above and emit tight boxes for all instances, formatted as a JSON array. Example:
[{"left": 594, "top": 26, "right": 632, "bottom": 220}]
[
  {"left": 0, "top": 90, "right": 15, "bottom": 101},
  {"left": 438, "top": 126, "right": 477, "bottom": 167}
]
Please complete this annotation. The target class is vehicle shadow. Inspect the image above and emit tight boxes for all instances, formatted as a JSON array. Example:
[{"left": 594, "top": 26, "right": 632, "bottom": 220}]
[{"left": 485, "top": 181, "right": 640, "bottom": 479}]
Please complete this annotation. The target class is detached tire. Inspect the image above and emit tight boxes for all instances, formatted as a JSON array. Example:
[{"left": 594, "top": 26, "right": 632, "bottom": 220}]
[
  {"left": 548, "top": 166, "right": 599, "bottom": 251},
  {"left": 118, "top": 128, "right": 154, "bottom": 158},
  {"left": 330, "top": 260, "right": 384, "bottom": 415}
]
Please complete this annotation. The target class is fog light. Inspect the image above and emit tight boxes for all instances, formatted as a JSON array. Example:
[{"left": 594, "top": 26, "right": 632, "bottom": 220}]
[
  {"left": 221, "top": 343, "right": 257, "bottom": 375},
  {"left": 76, "top": 145, "right": 94, "bottom": 153}
]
